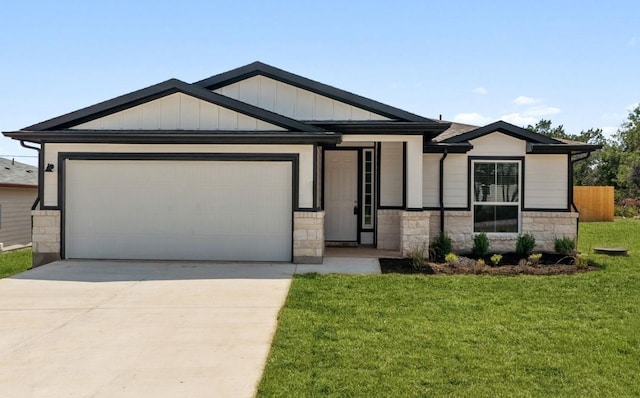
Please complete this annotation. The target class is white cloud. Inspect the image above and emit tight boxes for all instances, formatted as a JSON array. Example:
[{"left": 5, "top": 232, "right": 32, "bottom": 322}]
[
  {"left": 472, "top": 87, "right": 488, "bottom": 95},
  {"left": 627, "top": 102, "right": 640, "bottom": 111},
  {"left": 453, "top": 112, "right": 493, "bottom": 125},
  {"left": 499, "top": 113, "right": 538, "bottom": 126},
  {"left": 601, "top": 126, "right": 618, "bottom": 137},
  {"left": 513, "top": 96, "right": 539, "bottom": 105}
]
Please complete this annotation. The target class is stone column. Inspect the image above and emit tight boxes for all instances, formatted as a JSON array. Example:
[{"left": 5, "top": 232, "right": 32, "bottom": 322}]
[
  {"left": 293, "top": 211, "right": 324, "bottom": 264},
  {"left": 376, "top": 209, "right": 401, "bottom": 250},
  {"left": 400, "top": 210, "right": 431, "bottom": 256},
  {"left": 31, "top": 210, "right": 61, "bottom": 267}
]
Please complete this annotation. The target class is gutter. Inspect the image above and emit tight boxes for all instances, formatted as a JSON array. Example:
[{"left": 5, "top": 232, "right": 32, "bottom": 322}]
[
  {"left": 439, "top": 148, "right": 448, "bottom": 234},
  {"left": 19, "top": 140, "right": 41, "bottom": 210}
]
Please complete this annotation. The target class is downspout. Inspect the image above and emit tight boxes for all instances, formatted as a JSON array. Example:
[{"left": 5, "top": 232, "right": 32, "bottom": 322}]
[
  {"left": 439, "top": 148, "right": 448, "bottom": 234},
  {"left": 570, "top": 152, "right": 591, "bottom": 247},
  {"left": 20, "top": 140, "right": 41, "bottom": 210}
]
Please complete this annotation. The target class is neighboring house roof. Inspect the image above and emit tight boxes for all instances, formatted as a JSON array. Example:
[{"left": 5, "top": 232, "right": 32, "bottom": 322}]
[{"left": 0, "top": 158, "right": 37, "bottom": 187}]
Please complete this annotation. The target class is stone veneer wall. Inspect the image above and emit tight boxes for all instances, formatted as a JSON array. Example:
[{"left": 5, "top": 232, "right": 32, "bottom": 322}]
[
  {"left": 31, "top": 210, "right": 61, "bottom": 267},
  {"left": 400, "top": 211, "right": 430, "bottom": 256},
  {"left": 428, "top": 210, "right": 578, "bottom": 253},
  {"left": 293, "top": 211, "right": 324, "bottom": 264},
  {"left": 376, "top": 209, "right": 401, "bottom": 250}
]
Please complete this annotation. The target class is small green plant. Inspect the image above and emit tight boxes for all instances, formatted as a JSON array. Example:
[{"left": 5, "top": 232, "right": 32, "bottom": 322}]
[
  {"left": 444, "top": 253, "right": 458, "bottom": 265},
  {"left": 516, "top": 233, "right": 536, "bottom": 257},
  {"left": 575, "top": 254, "right": 589, "bottom": 269},
  {"left": 490, "top": 253, "right": 503, "bottom": 266},
  {"left": 554, "top": 236, "right": 576, "bottom": 255},
  {"left": 430, "top": 232, "right": 452, "bottom": 263},
  {"left": 406, "top": 244, "right": 427, "bottom": 269},
  {"left": 476, "top": 258, "right": 486, "bottom": 267},
  {"left": 472, "top": 232, "right": 490, "bottom": 257},
  {"left": 528, "top": 253, "right": 542, "bottom": 265}
]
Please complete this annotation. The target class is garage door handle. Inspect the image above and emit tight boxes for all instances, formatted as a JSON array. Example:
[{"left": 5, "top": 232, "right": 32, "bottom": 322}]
[{"left": 353, "top": 206, "right": 358, "bottom": 215}]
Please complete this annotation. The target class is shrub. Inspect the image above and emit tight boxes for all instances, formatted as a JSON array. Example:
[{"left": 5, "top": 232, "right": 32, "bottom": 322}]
[
  {"left": 444, "top": 253, "right": 459, "bottom": 265},
  {"left": 472, "top": 232, "right": 490, "bottom": 257},
  {"left": 554, "top": 236, "right": 576, "bottom": 255},
  {"left": 528, "top": 253, "right": 542, "bottom": 265},
  {"left": 575, "top": 254, "right": 589, "bottom": 269},
  {"left": 490, "top": 253, "right": 503, "bottom": 266},
  {"left": 516, "top": 233, "right": 536, "bottom": 257},
  {"left": 430, "top": 233, "right": 452, "bottom": 263},
  {"left": 406, "top": 244, "right": 427, "bottom": 269}
]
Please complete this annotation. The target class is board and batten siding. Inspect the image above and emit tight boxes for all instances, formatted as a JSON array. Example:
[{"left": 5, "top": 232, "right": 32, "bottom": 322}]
[
  {"left": 43, "top": 144, "right": 314, "bottom": 209},
  {"left": 72, "top": 93, "right": 285, "bottom": 131},
  {"left": 379, "top": 142, "right": 403, "bottom": 207},
  {"left": 0, "top": 187, "right": 37, "bottom": 246},
  {"left": 525, "top": 155, "right": 568, "bottom": 209},
  {"left": 215, "top": 75, "right": 390, "bottom": 121}
]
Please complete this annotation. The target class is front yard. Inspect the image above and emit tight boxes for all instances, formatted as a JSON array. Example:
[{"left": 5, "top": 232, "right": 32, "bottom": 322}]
[
  {"left": 258, "top": 219, "right": 640, "bottom": 397},
  {"left": 0, "top": 249, "right": 31, "bottom": 278}
]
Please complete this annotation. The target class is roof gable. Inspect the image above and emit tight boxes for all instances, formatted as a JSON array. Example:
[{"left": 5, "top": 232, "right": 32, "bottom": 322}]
[
  {"left": 23, "top": 78, "right": 322, "bottom": 133},
  {"left": 194, "top": 61, "right": 438, "bottom": 123},
  {"left": 442, "top": 120, "right": 562, "bottom": 144}
]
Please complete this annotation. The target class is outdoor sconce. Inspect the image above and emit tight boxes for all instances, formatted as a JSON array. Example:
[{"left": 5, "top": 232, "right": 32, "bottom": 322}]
[{"left": 45, "top": 163, "right": 55, "bottom": 172}]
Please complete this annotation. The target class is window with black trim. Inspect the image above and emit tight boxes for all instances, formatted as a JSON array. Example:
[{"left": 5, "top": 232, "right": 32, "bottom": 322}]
[
  {"left": 472, "top": 160, "right": 520, "bottom": 233},
  {"left": 362, "top": 149, "right": 374, "bottom": 229}
]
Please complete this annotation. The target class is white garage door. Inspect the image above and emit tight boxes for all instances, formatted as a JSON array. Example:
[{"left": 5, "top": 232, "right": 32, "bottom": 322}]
[{"left": 65, "top": 160, "right": 292, "bottom": 261}]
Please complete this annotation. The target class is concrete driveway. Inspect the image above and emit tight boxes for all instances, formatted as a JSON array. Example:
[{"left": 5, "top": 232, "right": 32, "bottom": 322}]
[{"left": 0, "top": 260, "right": 295, "bottom": 398}]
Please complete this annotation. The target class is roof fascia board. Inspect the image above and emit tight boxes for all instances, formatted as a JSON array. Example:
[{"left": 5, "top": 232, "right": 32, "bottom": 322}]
[
  {"left": 22, "top": 78, "right": 323, "bottom": 133},
  {"left": 527, "top": 142, "right": 603, "bottom": 154},
  {"left": 194, "top": 61, "right": 438, "bottom": 123},
  {"left": 443, "top": 120, "right": 563, "bottom": 144}
]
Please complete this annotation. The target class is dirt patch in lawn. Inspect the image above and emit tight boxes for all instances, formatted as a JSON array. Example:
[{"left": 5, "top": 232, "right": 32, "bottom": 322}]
[{"left": 380, "top": 253, "right": 599, "bottom": 275}]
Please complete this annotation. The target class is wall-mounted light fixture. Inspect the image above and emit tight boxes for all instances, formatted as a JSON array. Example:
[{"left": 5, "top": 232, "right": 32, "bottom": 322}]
[{"left": 45, "top": 163, "right": 55, "bottom": 172}]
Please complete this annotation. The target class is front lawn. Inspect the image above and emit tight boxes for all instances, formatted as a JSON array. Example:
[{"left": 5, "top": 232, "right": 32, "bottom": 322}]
[
  {"left": 0, "top": 249, "right": 32, "bottom": 278},
  {"left": 258, "top": 219, "right": 640, "bottom": 397}
]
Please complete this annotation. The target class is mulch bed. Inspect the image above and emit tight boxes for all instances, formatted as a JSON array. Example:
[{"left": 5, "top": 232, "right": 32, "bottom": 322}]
[{"left": 380, "top": 252, "right": 599, "bottom": 275}]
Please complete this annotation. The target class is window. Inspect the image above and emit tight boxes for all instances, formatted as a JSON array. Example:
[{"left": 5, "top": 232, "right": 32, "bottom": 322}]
[
  {"left": 472, "top": 160, "right": 520, "bottom": 233},
  {"left": 362, "top": 149, "right": 374, "bottom": 229}
]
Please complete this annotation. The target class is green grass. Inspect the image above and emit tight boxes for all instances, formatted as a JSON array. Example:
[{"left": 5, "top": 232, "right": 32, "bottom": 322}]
[
  {"left": 258, "top": 219, "right": 640, "bottom": 397},
  {"left": 0, "top": 249, "right": 32, "bottom": 278}
]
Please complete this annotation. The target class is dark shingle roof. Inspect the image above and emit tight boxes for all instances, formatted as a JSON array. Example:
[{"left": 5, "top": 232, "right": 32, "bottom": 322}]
[{"left": 0, "top": 158, "right": 37, "bottom": 186}]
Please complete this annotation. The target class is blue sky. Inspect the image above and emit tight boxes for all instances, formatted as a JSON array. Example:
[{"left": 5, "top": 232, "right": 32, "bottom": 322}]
[{"left": 1, "top": 0, "right": 638, "bottom": 165}]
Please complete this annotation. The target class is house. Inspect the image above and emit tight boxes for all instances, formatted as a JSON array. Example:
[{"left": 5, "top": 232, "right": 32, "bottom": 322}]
[
  {"left": 2, "top": 62, "right": 600, "bottom": 267},
  {"left": 0, "top": 157, "right": 37, "bottom": 250}
]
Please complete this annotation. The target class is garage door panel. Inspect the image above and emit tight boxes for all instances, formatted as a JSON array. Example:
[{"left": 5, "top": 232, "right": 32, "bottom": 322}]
[{"left": 65, "top": 160, "right": 292, "bottom": 261}]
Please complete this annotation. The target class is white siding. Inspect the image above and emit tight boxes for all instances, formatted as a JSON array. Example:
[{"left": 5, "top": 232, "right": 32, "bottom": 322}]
[
  {"left": 422, "top": 154, "right": 440, "bottom": 207},
  {"left": 0, "top": 187, "right": 37, "bottom": 246},
  {"left": 525, "top": 155, "right": 568, "bottom": 208},
  {"left": 44, "top": 144, "right": 314, "bottom": 209},
  {"left": 380, "top": 142, "right": 403, "bottom": 206},
  {"left": 442, "top": 154, "right": 467, "bottom": 208},
  {"left": 468, "top": 132, "right": 526, "bottom": 156},
  {"left": 215, "top": 75, "right": 390, "bottom": 121},
  {"left": 72, "top": 93, "right": 285, "bottom": 131}
]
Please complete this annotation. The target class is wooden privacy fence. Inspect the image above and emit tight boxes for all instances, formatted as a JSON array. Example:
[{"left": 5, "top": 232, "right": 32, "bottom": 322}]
[{"left": 573, "top": 186, "right": 614, "bottom": 222}]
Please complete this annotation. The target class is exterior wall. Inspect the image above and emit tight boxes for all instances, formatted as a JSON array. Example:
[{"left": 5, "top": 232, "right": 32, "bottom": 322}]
[
  {"left": 44, "top": 143, "right": 315, "bottom": 209},
  {"left": 422, "top": 154, "right": 440, "bottom": 207},
  {"left": 376, "top": 209, "right": 401, "bottom": 250},
  {"left": 214, "top": 75, "right": 390, "bottom": 121},
  {"left": 379, "top": 142, "right": 403, "bottom": 206},
  {"left": 442, "top": 154, "right": 467, "bottom": 208},
  {"left": 428, "top": 210, "right": 578, "bottom": 253},
  {"left": 293, "top": 211, "right": 324, "bottom": 263},
  {"left": 400, "top": 211, "right": 430, "bottom": 256},
  {"left": 73, "top": 92, "right": 284, "bottom": 131},
  {"left": 0, "top": 187, "right": 37, "bottom": 247},
  {"left": 525, "top": 155, "right": 568, "bottom": 209},
  {"left": 31, "top": 210, "right": 61, "bottom": 267}
]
